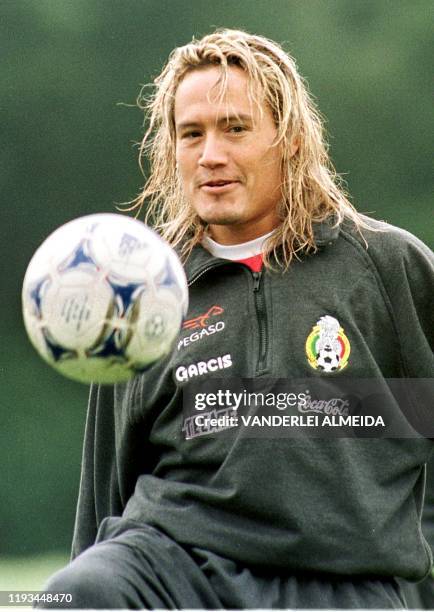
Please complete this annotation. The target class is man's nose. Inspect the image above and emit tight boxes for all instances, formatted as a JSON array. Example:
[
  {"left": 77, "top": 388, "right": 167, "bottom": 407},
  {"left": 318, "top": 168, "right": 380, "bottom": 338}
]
[{"left": 198, "top": 133, "right": 227, "bottom": 168}]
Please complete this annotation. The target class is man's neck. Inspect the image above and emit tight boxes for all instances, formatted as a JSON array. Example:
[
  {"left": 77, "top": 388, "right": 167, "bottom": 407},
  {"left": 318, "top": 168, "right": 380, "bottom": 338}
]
[{"left": 202, "top": 230, "right": 274, "bottom": 260}]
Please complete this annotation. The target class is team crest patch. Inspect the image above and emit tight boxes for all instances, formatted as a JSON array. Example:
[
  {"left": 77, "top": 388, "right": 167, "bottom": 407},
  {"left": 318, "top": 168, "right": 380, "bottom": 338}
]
[{"left": 305, "top": 315, "right": 350, "bottom": 373}]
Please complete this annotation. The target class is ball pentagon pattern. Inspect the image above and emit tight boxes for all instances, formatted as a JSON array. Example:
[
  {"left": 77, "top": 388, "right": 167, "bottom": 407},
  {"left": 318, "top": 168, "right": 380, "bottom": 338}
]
[{"left": 22, "top": 214, "right": 188, "bottom": 384}]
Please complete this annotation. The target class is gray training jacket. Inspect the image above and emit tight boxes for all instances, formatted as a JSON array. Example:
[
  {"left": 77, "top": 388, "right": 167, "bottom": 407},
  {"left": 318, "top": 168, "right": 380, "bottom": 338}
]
[{"left": 72, "top": 216, "right": 434, "bottom": 581}]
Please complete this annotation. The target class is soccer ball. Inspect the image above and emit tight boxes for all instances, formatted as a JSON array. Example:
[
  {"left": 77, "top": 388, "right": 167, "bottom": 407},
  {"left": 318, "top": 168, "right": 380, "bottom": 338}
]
[
  {"left": 22, "top": 213, "right": 188, "bottom": 384},
  {"left": 316, "top": 347, "right": 341, "bottom": 373}
]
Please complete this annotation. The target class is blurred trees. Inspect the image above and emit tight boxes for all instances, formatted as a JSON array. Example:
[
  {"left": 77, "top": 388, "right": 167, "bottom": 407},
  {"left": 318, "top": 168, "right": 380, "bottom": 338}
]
[{"left": 1, "top": 0, "right": 432, "bottom": 555}]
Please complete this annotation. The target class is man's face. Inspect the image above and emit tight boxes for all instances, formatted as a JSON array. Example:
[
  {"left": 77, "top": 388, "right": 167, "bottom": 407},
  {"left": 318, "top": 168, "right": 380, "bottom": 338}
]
[{"left": 174, "top": 65, "right": 283, "bottom": 245}]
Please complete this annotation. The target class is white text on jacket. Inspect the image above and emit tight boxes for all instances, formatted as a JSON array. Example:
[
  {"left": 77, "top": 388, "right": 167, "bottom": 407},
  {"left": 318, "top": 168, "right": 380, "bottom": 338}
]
[{"left": 175, "top": 354, "right": 233, "bottom": 382}]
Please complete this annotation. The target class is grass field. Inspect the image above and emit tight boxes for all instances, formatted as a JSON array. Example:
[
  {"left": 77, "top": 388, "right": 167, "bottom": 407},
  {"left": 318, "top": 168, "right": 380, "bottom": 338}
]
[{"left": 0, "top": 553, "right": 69, "bottom": 590}]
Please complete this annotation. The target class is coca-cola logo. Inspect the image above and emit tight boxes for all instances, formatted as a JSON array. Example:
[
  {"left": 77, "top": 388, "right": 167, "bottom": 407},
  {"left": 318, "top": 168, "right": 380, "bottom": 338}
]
[{"left": 298, "top": 393, "right": 350, "bottom": 417}]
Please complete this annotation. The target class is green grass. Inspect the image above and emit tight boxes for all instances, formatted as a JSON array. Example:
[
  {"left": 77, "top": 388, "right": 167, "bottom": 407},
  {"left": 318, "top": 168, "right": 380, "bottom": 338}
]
[{"left": 0, "top": 553, "right": 69, "bottom": 590}]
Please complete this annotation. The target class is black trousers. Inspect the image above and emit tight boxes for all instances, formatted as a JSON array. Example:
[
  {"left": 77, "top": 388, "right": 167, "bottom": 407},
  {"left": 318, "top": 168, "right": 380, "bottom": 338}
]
[
  {"left": 400, "top": 575, "right": 434, "bottom": 610},
  {"left": 37, "top": 517, "right": 407, "bottom": 609}
]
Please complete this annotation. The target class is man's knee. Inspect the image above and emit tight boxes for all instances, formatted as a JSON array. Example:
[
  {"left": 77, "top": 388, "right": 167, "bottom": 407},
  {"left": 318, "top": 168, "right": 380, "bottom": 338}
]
[{"left": 37, "top": 554, "right": 119, "bottom": 608}]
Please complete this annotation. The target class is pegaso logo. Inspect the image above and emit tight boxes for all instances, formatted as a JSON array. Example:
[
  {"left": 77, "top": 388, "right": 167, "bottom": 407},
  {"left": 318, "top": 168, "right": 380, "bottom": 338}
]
[
  {"left": 175, "top": 354, "right": 232, "bottom": 382},
  {"left": 179, "top": 305, "right": 225, "bottom": 350}
]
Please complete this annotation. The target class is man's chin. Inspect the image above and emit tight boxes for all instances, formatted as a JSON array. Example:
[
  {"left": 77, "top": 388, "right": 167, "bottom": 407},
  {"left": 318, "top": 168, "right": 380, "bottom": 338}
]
[
  {"left": 195, "top": 206, "right": 243, "bottom": 227},
  {"left": 201, "top": 215, "right": 242, "bottom": 226}
]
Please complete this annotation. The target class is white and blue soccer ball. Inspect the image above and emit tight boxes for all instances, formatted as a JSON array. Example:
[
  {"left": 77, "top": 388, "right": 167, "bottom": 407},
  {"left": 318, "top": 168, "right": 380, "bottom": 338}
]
[{"left": 22, "top": 214, "right": 188, "bottom": 384}]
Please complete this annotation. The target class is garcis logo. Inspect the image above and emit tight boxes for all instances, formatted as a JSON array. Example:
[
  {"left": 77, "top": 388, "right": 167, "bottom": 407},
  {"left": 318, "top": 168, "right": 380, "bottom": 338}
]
[
  {"left": 175, "top": 354, "right": 233, "bottom": 382},
  {"left": 179, "top": 305, "right": 225, "bottom": 350}
]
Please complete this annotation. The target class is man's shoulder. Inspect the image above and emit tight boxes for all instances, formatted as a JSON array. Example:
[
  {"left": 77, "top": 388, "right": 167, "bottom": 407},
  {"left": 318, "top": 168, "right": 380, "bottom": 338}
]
[{"left": 339, "top": 214, "right": 433, "bottom": 270}]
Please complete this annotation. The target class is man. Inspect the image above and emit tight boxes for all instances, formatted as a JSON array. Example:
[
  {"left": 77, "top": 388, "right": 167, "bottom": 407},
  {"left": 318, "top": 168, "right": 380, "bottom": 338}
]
[{"left": 40, "top": 29, "right": 433, "bottom": 609}]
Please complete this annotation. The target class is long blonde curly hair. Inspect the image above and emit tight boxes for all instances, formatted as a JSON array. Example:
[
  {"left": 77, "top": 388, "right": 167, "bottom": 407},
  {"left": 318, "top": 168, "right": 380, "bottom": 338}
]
[{"left": 127, "top": 28, "right": 368, "bottom": 268}]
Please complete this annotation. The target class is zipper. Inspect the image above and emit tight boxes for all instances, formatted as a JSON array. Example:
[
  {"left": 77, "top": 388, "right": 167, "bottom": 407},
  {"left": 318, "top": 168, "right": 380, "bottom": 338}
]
[
  {"left": 252, "top": 270, "right": 269, "bottom": 374},
  {"left": 188, "top": 261, "right": 269, "bottom": 374}
]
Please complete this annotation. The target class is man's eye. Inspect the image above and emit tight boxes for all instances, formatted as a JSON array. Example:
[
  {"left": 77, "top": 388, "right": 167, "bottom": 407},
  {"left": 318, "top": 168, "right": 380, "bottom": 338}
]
[
  {"left": 183, "top": 131, "right": 201, "bottom": 139},
  {"left": 229, "top": 125, "right": 245, "bottom": 133}
]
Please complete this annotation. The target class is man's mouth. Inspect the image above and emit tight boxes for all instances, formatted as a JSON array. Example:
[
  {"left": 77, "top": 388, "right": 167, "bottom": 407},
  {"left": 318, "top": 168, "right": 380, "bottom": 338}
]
[
  {"left": 203, "top": 180, "right": 232, "bottom": 186},
  {"left": 200, "top": 180, "right": 239, "bottom": 192}
]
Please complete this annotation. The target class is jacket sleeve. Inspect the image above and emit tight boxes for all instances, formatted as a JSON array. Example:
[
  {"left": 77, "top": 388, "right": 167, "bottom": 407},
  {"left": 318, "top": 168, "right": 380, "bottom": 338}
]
[
  {"left": 422, "top": 455, "right": 434, "bottom": 558},
  {"left": 366, "top": 227, "right": 433, "bottom": 374},
  {"left": 389, "top": 232, "right": 434, "bottom": 375},
  {"left": 401, "top": 457, "right": 434, "bottom": 607},
  {"left": 367, "top": 227, "right": 434, "bottom": 435},
  {"left": 70, "top": 357, "right": 176, "bottom": 559},
  {"left": 343, "top": 222, "right": 434, "bottom": 435},
  {"left": 71, "top": 383, "right": 123, "bottom": 559}
]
